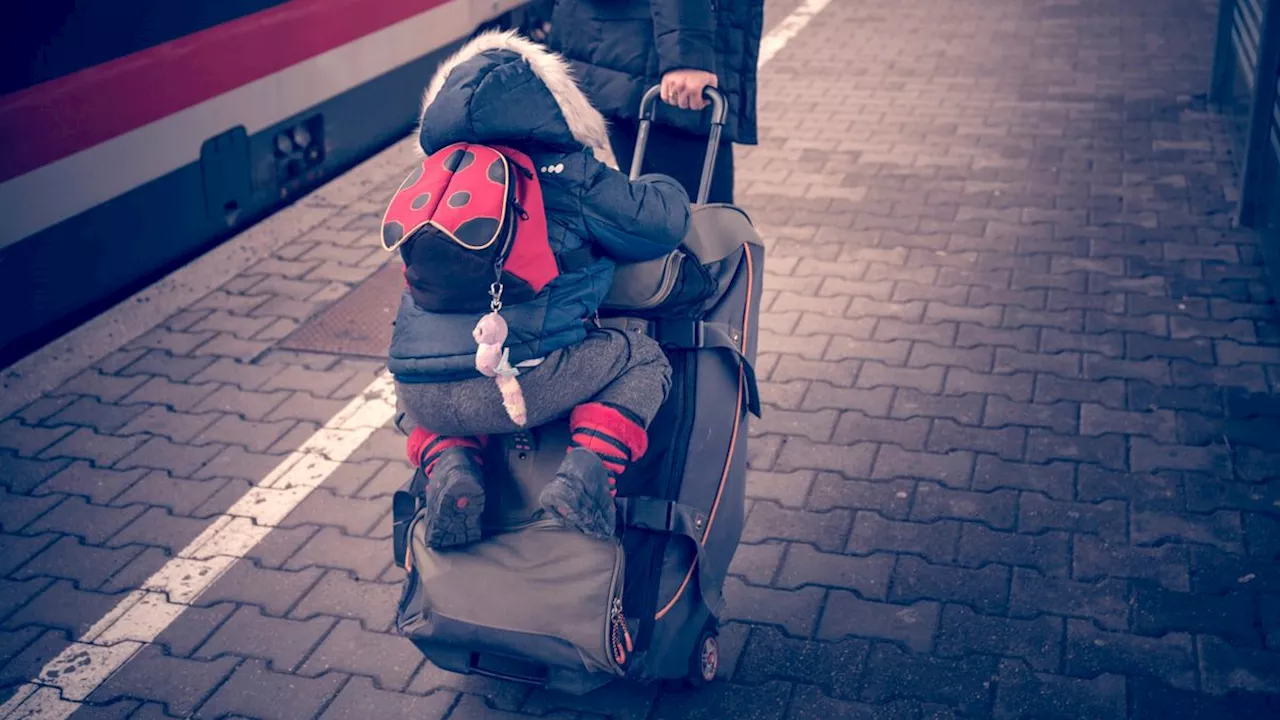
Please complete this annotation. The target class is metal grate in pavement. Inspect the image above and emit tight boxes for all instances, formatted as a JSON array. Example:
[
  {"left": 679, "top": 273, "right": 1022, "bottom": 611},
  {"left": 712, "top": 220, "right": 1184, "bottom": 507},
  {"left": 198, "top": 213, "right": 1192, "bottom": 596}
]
[{"left": 276, "top": 260, "right": 403, "bottom": 358}]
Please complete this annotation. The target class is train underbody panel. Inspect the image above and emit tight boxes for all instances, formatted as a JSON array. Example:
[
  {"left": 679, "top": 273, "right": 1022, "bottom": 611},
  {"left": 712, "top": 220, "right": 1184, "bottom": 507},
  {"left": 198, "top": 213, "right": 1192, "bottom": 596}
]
[{"left": 0, "top": 0, "right": 550, "bottom": 366}]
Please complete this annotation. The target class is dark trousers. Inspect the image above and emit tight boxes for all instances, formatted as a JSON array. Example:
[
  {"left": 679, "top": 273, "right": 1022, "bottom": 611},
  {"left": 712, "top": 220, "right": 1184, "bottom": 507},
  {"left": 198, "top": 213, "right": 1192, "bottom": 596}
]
[{"left": 607, "top": 120, "right": 736, "bottom": 205}]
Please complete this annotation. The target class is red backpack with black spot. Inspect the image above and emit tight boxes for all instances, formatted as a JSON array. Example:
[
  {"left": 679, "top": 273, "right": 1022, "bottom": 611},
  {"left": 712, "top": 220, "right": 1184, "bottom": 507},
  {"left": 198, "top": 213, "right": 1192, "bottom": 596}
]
[{"left": 381, "top": 143, "right": 558, "bottom": 313}]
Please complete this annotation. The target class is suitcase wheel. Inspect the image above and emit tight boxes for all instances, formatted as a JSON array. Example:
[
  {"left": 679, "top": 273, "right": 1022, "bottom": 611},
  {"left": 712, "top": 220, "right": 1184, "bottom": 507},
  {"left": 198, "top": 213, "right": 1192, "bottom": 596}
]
[
  {"left": 665, "top": 617, "right": 720, "bottom": 691},
  {"left": 690, "top": 628, "right": 719, "bottom": 687}
]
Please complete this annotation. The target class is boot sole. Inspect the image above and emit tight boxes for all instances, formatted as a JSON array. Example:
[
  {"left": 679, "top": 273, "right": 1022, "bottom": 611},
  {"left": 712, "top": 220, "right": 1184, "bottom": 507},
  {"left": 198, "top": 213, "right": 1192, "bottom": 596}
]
[{"left": 423, "top": 473, "right": 485, "bottom": 549}]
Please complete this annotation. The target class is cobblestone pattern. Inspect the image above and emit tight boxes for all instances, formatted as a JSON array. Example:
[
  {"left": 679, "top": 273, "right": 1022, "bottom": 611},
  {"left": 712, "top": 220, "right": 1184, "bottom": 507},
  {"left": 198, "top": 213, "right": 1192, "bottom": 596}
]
[
  {"left": 3, "top": 0, "right": 1280, "bottom": 718},
  {"left": 0, "top": 112, "right": 416, "bottom": 717}
]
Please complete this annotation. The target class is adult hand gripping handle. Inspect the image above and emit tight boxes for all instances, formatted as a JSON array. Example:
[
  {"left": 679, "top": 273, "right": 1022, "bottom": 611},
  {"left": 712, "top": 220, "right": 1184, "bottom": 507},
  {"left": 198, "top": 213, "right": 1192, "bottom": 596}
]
[{"left": 629, "top": 85, "right": 728, "bottom": 205}]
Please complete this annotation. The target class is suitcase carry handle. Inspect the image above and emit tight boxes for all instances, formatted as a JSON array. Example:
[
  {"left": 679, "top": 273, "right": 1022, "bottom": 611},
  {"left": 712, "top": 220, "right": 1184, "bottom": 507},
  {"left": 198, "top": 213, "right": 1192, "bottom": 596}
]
[{"left": 629, "top": 85, "right": 729, "bottom": 205}]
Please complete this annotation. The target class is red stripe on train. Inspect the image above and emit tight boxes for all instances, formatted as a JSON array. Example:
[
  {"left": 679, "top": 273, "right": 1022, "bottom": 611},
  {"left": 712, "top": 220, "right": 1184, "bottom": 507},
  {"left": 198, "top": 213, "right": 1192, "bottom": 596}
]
[{"left": 0, "top": 0, "right": 455, "bottom": 185}]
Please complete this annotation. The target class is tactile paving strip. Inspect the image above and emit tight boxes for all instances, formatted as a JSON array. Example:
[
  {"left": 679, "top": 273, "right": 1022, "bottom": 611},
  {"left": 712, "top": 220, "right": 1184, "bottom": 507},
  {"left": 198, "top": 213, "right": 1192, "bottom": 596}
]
[{"left": 276, "top": 261, "right": 403, "bottom": 358}]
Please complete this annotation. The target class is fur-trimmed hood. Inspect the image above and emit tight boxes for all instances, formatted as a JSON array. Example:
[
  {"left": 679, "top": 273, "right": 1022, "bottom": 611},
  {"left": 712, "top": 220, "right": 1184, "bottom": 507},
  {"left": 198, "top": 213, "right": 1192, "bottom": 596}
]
[{"left": 416, "top": 30, "right": 616, "bottom": 167}]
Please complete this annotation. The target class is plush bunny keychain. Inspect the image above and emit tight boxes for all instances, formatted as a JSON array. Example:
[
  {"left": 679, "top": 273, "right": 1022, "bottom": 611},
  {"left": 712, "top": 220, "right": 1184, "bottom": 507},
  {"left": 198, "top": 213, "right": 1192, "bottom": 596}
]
[{"left": 473, "top": 311, "right": 528, "bottom": 427}]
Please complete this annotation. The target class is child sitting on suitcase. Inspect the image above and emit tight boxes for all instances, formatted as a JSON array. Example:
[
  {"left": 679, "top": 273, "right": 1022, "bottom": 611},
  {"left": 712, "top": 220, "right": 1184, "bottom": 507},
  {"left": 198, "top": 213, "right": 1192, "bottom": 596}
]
[{"left": 381, "top": 30, "right": 690, "bottom": 548}]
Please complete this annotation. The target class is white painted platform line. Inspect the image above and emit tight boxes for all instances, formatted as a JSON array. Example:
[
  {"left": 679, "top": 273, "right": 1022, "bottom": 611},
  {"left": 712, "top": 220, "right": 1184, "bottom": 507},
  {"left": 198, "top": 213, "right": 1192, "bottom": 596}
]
[
  {"left": 758, "top": 0, "right": 833, "bottom": 67},
  {"left": 0, "top": 0, "right": 835, "bottom": 716},
  {"left": 0, "top": 374, "right": 398, "bottom": 720}
]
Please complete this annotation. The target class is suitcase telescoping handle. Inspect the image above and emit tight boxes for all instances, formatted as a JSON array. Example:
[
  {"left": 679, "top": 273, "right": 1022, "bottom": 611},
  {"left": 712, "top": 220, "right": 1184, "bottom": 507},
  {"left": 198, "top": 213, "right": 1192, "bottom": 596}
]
[{"left": 629, "top": 85, "right": 729, "bottom": 205}]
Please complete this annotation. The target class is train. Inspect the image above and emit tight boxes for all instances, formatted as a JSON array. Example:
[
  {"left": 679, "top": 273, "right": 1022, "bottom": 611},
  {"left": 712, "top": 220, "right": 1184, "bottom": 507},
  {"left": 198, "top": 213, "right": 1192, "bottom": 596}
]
[{"left": 0, "top": 0, "right": 551, "bottom": 367}]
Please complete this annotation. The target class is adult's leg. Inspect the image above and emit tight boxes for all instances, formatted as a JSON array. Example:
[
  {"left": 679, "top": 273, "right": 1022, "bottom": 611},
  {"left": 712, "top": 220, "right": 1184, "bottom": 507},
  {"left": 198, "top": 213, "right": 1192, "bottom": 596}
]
[{"left": 608, "top": 119, "right": 735, "bottom": 204}]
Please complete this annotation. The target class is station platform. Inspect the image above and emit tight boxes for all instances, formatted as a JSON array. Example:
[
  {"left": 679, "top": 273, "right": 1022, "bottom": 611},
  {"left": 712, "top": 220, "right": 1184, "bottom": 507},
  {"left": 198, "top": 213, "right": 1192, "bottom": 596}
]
[{"left": 2, "top": 0, "right": 1280, "bottom": 718}]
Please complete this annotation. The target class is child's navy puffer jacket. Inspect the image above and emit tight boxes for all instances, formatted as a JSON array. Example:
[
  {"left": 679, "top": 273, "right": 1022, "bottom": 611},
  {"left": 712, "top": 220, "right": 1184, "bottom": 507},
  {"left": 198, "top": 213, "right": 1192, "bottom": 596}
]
[{"left": 388, "top": 30, "right": 691, "bottom": 384}]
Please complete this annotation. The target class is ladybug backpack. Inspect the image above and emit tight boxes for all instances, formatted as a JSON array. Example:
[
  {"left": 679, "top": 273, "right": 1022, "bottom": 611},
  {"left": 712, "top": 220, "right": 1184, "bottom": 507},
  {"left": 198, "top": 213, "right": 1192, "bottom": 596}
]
[{"left": 381, "top": 143, "right": 567, "bottom": 314}]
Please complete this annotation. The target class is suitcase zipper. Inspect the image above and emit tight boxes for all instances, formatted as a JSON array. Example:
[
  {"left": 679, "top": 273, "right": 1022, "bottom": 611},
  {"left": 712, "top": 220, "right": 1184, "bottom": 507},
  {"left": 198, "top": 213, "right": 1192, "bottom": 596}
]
[
  {"left": 627, "top": 251, "right": 685, "bottom": 310},
  {"left": 610, "top": 597, "right": 633, "bottom": 666},
  {"left": 603, "top": 539, "right": 629, "bottom": 673}
]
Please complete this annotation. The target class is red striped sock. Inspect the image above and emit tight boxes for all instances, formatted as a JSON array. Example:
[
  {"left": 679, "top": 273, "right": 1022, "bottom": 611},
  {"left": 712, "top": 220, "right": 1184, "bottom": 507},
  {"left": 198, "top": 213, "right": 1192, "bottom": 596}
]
[
  {"left": 406, "top": 428, "right": 485, "bottom": 477},
  {"left": 568, "top": 402, "right": 649, "bottom": 497}
]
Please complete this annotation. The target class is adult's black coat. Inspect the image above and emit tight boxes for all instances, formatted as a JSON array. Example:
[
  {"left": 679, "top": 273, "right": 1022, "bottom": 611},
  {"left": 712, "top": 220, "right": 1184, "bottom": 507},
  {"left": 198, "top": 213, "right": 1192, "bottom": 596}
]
[{"left": 546, "top": 0, "right": 764, "bottom": 146}]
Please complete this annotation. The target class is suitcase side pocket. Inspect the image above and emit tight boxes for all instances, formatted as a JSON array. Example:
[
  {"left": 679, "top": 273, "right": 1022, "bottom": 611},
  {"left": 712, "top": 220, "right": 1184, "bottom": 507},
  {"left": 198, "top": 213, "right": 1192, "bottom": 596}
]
[{"left": 397, "top": 519, "right": 629, "bottom": 682}]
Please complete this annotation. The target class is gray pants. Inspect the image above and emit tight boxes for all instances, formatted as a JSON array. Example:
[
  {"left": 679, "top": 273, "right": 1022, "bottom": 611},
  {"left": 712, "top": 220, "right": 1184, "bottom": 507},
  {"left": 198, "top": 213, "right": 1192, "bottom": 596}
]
[{"left": 396, "top": 327, "right": 672, "bottom": 437}]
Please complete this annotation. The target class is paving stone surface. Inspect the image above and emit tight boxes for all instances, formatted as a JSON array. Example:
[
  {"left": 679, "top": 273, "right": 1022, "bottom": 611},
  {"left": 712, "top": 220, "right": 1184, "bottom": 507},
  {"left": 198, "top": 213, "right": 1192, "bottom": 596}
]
[{"left": 1, "top": 0, "right": 1279, "bottom": 718}]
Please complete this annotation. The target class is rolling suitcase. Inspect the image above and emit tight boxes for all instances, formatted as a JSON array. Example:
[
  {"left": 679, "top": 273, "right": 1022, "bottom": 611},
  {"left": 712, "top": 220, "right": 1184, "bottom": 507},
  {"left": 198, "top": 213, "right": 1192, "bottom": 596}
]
[{"left": 391, "top": 86, "right": 765, "bottom": 694}]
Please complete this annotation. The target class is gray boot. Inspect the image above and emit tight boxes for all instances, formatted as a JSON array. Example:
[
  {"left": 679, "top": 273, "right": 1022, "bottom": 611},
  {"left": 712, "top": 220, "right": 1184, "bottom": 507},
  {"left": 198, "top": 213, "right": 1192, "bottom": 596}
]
[
  {"left": 419, "top": 448, "right": 485, "bottom": 549},
  {"left": 538, "top": 447, "right": 617, "bottom": 540}
]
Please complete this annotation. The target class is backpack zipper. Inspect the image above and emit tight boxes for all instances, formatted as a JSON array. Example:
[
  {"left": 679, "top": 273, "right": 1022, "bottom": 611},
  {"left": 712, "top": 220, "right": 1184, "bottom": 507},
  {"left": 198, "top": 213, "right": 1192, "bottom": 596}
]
[
  {"left": 510, "top": 160, "right": 533, "bottom": 220},
  {"left": 511, "top": 198, "right": 530, "bottom": 221}
]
